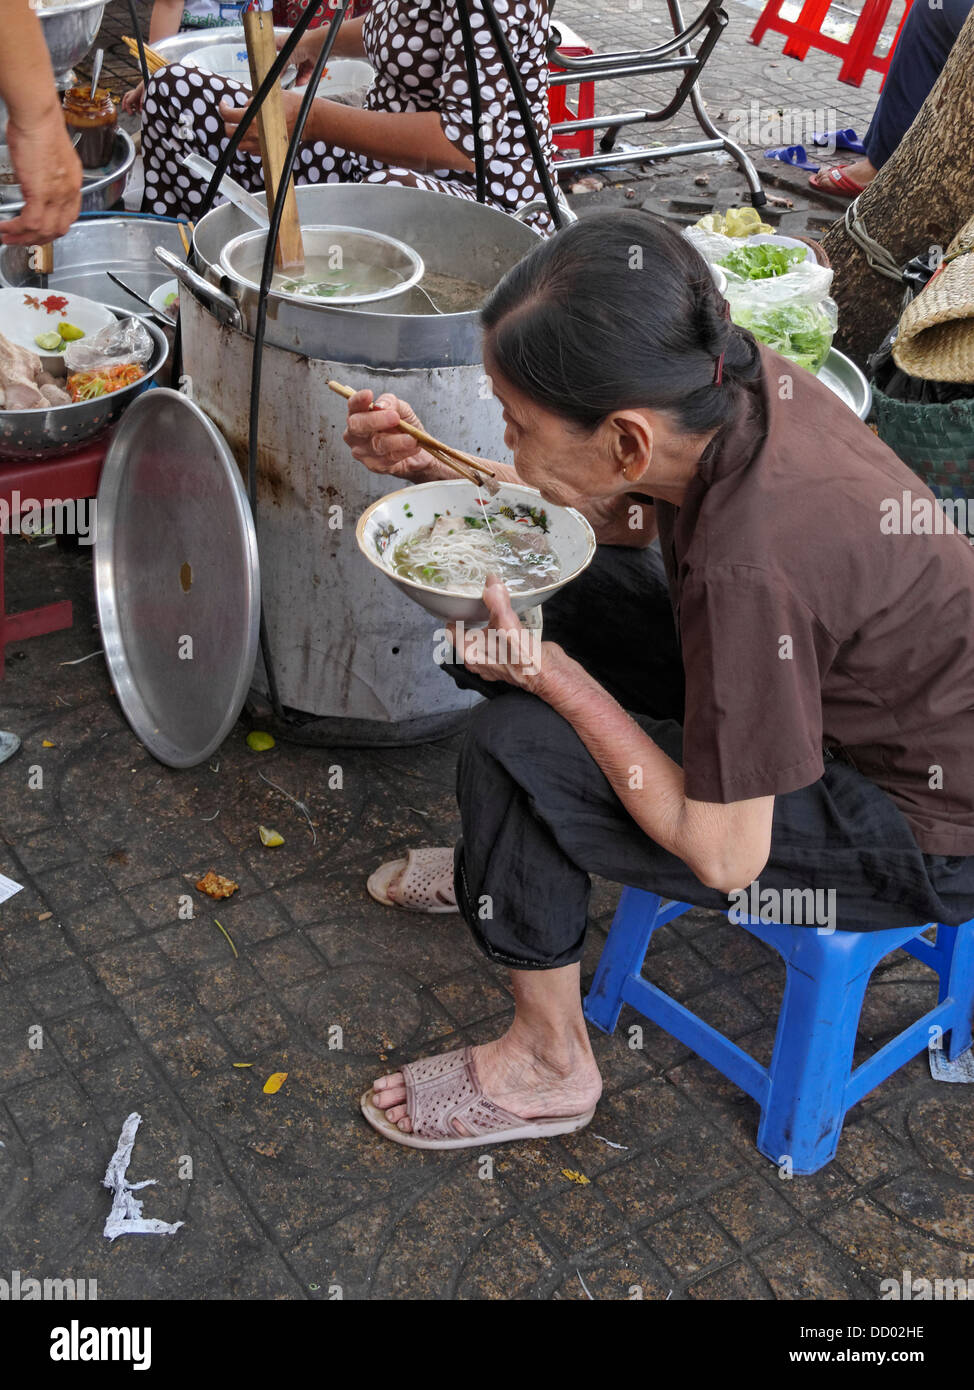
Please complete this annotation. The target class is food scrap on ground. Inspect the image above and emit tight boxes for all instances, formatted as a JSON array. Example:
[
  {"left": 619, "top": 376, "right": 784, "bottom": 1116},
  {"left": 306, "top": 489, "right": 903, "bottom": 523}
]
[{"left": 195, "top": 871, "right": 239, "bottom": 899}]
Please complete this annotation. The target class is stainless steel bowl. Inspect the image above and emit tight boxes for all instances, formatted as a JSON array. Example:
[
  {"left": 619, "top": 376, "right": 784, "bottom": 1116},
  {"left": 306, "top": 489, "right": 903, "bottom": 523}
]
[
  {"left": 0, "top": 130, "right": 135, "bottom": 217},
  {"left": 0, "top": 317, "right": 169, "bottom": 463},
  {"left": 219, "top": 224, "right": 425, "bottom": 307},
  {"left": 818, "top": 347, "right": 872, "bottom": 421},
  {"left": 37, "top": 0, "right": 107, "bottom": 89},
  {"left": 0, "top": 212, "right": 185, "bottom": 310}
]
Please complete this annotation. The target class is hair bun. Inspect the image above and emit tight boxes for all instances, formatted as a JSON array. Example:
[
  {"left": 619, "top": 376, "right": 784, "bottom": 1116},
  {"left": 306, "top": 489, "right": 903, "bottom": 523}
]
[{"left": 695, "top": 288, "right": 732, "bottom": 358}]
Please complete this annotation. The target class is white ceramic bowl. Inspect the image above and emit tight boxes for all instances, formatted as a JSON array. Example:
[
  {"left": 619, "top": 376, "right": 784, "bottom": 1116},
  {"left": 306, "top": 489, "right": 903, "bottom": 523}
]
[
  {"left": 0, "top": 286, "right": 116, "bottom": 373},
  {"left": 293, "top": 58, "right": 375, "bottom": 99},
  {"left": 183, "top": 41, "right": 297, "bottom": 88},
  {"left": 148, "top": 278, "right": 179, "bottom": 319},
  {"left": 357, "top": 480, "right": 597, "bottom": 623}
]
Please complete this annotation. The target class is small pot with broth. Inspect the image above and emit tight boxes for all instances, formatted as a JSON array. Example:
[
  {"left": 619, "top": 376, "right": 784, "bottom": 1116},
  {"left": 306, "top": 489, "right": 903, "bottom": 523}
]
[
  {"left": 219, "top": 225, "right": 425, "bottom": 309},
  {"left": 215, "top": 224, "right": 487, "bottom": 319}
]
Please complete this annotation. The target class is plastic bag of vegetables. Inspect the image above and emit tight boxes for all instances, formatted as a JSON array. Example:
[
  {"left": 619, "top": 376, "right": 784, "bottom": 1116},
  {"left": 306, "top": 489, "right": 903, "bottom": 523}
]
[{"left": 723, "top": 260, "right": 838, "bottom": 375}]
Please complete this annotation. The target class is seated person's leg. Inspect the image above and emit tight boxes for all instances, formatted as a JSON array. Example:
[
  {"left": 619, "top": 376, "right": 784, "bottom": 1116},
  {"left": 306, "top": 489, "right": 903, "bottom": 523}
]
[
  {"left": 142, "top": 65, "right": 261, "bottom": 217},
  {"left": 141, "top": 63, "right": 360, "bottom": 218},
  {"left": 863, "top": 0, "right": 973, "bottom": 170}
]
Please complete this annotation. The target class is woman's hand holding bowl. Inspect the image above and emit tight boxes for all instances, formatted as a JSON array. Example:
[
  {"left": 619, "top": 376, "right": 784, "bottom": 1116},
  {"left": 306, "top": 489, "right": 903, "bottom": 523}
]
[{"left": 450, "top": 575, "right": 567, "bottom": 696}]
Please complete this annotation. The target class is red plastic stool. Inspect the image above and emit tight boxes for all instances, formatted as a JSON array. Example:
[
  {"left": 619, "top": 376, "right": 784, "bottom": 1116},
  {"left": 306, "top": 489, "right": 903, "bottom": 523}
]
[
  {"left": 548, "top": 44, "right": 597, "bottom": 160},
  {"left": 750, "top": 0, "right": 914, "bottom": 88},
  {"left": 0, "top": 435, "right": 109, "bottom": 677}
]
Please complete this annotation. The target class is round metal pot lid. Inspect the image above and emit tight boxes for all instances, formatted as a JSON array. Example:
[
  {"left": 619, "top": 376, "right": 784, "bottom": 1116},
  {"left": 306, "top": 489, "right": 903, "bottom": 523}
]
[{"left": 95, "top": 389, "right": 260, "bottom": 768}]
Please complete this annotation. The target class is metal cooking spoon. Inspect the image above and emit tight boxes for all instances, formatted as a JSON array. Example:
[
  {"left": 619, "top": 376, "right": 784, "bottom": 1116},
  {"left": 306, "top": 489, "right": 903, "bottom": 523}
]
[
  {"left": 89, "top": 48, "right": 104, "bottom": 99},
  {"left": 105, "top": 271, "right": 173, "bottom": 328}
]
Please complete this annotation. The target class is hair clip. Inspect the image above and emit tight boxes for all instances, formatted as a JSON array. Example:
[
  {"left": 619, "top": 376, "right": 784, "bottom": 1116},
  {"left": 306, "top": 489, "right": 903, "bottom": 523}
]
[{"left": 713, "top": 351, "right": 725, "bottom": 385}]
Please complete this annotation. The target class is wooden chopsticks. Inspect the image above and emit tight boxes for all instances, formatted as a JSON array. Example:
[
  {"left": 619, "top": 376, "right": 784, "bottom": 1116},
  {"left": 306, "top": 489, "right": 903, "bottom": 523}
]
[
  {"left": 122, "top": 36, "right": 169, "bottom": 74},
  {"left": 177, "top": 222, "right": 193, "bottom": 256},
  {"left": 327, "top": 379, "right": 496, "bottom": 485}
]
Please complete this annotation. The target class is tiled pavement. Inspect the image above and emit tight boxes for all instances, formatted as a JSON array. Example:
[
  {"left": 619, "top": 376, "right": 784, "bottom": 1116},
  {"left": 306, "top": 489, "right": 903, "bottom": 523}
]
[
  {"left": 1, "top": 542, "right": 973, "bottom": 1300},
  {"left": 2, "top": 0, "right": 971, "bottom": 1304}
]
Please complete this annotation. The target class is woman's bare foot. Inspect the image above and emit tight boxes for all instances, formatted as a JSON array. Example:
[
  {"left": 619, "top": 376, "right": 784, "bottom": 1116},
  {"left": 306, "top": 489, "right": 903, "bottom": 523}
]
[
  {"left": 836, "top": 157, "right": 878, "bottom": 185},
  {"left": 809, "top": 157, "right": 878, "bottom": 193},
  {"left": 371, "top": 1029, "right": 603, "bottom": 1135}
]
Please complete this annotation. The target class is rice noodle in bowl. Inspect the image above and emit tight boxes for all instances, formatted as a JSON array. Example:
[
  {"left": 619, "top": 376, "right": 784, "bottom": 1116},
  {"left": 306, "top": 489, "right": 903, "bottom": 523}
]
[{"left": 357, "top": 480, "right": 596, "bottom": 624}]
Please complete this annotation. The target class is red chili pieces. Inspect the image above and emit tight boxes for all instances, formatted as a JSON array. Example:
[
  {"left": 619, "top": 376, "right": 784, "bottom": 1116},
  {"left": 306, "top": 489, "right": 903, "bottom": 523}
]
[{"left": 23, "top": 292, "right": 69, "bottom": 315}]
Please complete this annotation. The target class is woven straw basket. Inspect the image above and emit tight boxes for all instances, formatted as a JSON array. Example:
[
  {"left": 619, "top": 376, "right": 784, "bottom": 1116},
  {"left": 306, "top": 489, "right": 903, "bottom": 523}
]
[
  {"left": 871, "top": 389, "right": 974, "bottom": 497},
  {"left": 892, "top": 213, "right": 974, "bottom": 381}
]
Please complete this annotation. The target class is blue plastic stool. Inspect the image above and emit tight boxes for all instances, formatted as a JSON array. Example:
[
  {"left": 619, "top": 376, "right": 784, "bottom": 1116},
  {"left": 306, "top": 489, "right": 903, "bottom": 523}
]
[{"left": 584, "top": 890, "right": 974, "bottom": 1174}]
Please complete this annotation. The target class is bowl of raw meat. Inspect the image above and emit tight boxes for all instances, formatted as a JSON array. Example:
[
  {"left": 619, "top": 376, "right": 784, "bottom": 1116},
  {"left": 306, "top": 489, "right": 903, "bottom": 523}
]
[{"left": 0, "top": 315, "right": 168, "bottom": 462}]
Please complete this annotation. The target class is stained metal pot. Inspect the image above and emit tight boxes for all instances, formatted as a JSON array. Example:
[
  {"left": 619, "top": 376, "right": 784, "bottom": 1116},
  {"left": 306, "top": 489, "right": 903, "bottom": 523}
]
[{"left": 171, "top": 182, "right": 543, "bottom": 368}]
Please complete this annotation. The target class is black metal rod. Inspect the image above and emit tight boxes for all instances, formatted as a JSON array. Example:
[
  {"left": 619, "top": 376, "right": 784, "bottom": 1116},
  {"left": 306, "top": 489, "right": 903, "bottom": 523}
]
[
  {"left": 456, "top": 1, "right": 486, "bottom": 205},
  {"left": 476, "top": 0, "right": 563, "bottom": 230},
  {"left": 247, "top": 0, "right": 351, "bottom": 719},
  {"left": 125, "top": 0, "right": 150, "bottom": 86}
]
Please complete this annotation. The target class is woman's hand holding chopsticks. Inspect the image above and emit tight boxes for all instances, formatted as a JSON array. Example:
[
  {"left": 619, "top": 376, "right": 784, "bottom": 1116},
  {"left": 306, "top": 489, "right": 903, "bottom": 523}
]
[
  {"left": 342, "top": 389, "right": 446, "bottom": 481},
  {"left": 343, "top": 388, "right": 518, "bottom": 490}
]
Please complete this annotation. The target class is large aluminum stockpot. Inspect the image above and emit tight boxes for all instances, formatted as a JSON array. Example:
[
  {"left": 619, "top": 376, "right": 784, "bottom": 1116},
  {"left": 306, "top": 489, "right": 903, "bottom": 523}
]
[{"left": 174, "top": 183, "right": 544, "bottom": 367}]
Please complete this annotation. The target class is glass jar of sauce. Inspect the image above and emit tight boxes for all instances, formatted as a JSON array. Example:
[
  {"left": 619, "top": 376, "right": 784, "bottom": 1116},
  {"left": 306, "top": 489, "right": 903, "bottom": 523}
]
[{"left": 63, "top": 86, "right": 117, "bottom": 169}]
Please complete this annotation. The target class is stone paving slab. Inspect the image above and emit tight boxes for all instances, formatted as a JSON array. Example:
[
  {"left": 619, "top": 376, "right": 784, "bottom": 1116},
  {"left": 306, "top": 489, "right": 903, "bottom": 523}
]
[{"left": 1, "top": 535, "right": 972, "bottom": 1302}]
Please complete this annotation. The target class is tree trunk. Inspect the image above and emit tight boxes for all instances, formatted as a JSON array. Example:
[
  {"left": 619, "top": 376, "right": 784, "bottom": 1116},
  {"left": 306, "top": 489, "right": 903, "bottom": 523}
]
[{"left": 820, "top": 9, "right": 974, "bottom": 367}]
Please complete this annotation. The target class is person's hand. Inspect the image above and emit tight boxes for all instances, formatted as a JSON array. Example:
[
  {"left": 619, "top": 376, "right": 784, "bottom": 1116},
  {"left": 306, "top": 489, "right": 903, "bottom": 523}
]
[
  {"left": 277, "top": 26, "right": 324, "bottom": 85},
  {"left": 1, "top": 103, "right": 82, "bottom": 245},
  {"left": 448, "top": 576, "right": 556, "bottom": 692},
  {"left": 220, "top": 89, "right": 309, "bottom": 152},
  {"left": 121, "top": 82, "right": 145, "bottom": 115},
  {"left": 343, "top": 388, "right": 447, "bottom": 481}
]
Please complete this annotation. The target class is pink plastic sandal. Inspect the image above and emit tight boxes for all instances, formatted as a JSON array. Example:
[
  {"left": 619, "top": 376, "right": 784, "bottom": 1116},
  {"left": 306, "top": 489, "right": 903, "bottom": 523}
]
[
  {"left": 361, "top": 1046, "right": 596, "bottom": 1150},
  {"left": 366, "top": 846, "right": 458, "bottom": 914}
]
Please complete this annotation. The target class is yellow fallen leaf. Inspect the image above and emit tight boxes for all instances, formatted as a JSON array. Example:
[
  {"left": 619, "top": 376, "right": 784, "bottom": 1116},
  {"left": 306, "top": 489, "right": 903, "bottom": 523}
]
[
  {"left": 232, "top": 1062, "right": 254, "bottom": 1068},
  {"left": 561, "top": 1169, "right": 590, "bottom": 1185},
  {"left": 258, "top": 825, "right": 284, "bottom": 847},
  {"left": 42, "top": 740, "right": 55, "bottom": 748},
  {"left": 263, "top": 1071, "right": 288, "bottom": 1094}
]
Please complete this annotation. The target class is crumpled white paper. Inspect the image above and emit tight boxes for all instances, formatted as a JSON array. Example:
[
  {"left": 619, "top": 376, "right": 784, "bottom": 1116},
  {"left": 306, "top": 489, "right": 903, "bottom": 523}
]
[
  {"left": 102, "top": 1112, "right": 184, "bottom": 1241},
  {"left": 929, "top": 1044, "right": 974, "bottom": 1083},
  {"left": 0, "top": 870, "right": 23, "bottom": 905}
]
